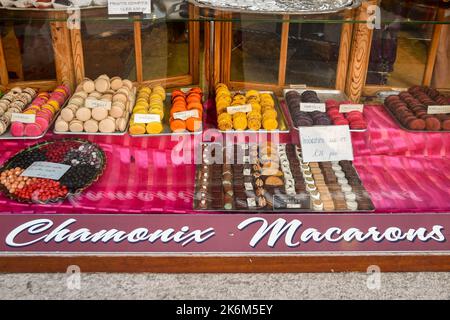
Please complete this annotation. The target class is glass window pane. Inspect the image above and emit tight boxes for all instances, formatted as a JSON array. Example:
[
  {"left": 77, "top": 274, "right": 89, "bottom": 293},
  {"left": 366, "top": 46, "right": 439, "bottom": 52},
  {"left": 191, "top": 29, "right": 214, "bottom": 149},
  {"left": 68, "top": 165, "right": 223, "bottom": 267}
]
[
  {"left": 141, "top": 22, "right": 190, "bottom": 79},
  {"left": 81, "top": 21, "right": 136, "bottom": 81},
  {"left": 1, "top": 21, "right": 56, "bottom": 82},
  {"left": 286, "top": 23, "right": 341, "bottom": 87},
  {"left": 230, "top": 19, "right": 281, "bottom": 84}
]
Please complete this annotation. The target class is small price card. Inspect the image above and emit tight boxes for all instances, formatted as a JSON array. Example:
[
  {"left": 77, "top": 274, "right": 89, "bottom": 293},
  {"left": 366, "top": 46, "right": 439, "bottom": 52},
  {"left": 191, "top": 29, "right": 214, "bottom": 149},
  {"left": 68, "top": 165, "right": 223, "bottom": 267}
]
[
  {"left": 299, "top": 125, "right": 354, "bottom": 163},
  {"left": 108, "top": 0, "right": 151, "bottom": 15},
  {"left": 173, "top": 110, "right": 199, "bottom": 120},
  {"left": 300, "top": 103, "right": 326, "bottom": 112},
  {"left": 134, "top": 114, "right": 160, "bottom": 124},
  {"left": 339, "top": 104, "right": 364, "bottom": 113},
  {"left": 21, "top": 162, "right": 71, "bottom": 180},
  {"left": 427, "top": 105, "right": 450, "bottom": 114},
  {"left": 227, "top": 104, "right": 252, "bottom": 114},
  {"left": 85, "top": 98, "right": 112, "bottom": 110},
  {"left": 11, "top": 113, "right": 36, "bottom": 124}
]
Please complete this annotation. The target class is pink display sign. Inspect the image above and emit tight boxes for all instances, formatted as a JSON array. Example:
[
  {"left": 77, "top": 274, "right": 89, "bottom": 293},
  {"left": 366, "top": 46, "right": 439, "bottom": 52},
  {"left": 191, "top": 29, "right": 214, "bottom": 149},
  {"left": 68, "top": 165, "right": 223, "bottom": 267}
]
[{"left": 0, "top": 213, "right": 448, "bottom": 253}]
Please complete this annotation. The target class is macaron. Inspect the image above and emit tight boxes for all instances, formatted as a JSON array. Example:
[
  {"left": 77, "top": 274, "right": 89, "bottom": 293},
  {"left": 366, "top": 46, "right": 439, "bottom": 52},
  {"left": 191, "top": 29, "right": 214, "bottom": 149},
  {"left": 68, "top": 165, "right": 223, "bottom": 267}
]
[
  {"left": 75, "top": 107, "right": 91, "bottom": 122},
  {"left": 55, "top": 119, "right": 69, "bottom": 132},
  {"left": 10, "top": 122, "right": 24, "bottom": 137},
  {"left": 95, "top": 77, "right": 110, "bottom": 93},
  {"left": 99, "top": 118, "right": 115, "bottom": 133},
  {"left": 110, "top": 77, "right": 123, "bottom": 91},
  {"left": 84, "top": 119, "right": 99, "bottom": 133},
  {"left": 82, "top": 80, "right": 95, "bottom": 93},
  {"left": 69, "top": 120, "right": 84, "bottom": 132},
  {"left": 91, "top": 107, "right": 108, "bottom": 121},
  {"left": 24, "top": 123, "right": 43, "bottom": 137}
]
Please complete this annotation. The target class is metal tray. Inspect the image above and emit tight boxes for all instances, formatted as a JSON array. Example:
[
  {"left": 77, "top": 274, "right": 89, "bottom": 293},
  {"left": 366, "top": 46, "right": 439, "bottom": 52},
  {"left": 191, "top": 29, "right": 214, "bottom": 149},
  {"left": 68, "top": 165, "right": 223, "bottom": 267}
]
[
  {"left": 129, "top": 93, "right": 203, "bottom": 137},
  {"left": 217, "top": 91, "right": 290, "bottom": 134},
  {"left": 379, "top": 90, "right": 450, "bottom": 133},
  {"left": 283, "top": 88, "right": 367, "bottom": 133},
  {"left": 192, "top": 143, "right": 375, "bottom": 213},
  {"left": 189, "top": 0, "right": 360, "bottom": 15},
  {"left": 0, "top": 100, "right": 67, "bottom": 140}
]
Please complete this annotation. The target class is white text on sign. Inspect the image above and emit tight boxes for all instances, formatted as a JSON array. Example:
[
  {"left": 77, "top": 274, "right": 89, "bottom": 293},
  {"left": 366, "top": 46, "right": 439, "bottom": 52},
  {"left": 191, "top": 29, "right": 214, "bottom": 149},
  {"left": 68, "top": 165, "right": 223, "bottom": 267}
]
[
  {"left": 299, "top": 125, "right": 354, "bottom": 162},
  {"left": 173, "top": 110, "right": 199, "bottom": 121},
  {"left": 134, "top": 113, "right": 160, "bottom": 124},
  {"left": 227, "top": 104, "right": 252, "bottom": 114},
  {"left": 85, "top": 98, "right": 112, "bottom": 110},
  {"left": 11, "top": 113, "right": 36, "bottom": 124},
  {"left": 339, "top": 104, "right": 364, "bottom": 113}
]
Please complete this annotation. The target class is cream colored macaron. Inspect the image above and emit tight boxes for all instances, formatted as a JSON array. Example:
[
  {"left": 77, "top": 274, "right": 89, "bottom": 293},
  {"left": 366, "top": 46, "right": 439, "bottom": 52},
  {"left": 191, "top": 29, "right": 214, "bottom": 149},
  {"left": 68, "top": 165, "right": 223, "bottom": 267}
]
[
  {"left": 99, "top": 118, "right": 115, "bottom": 133},
  {"left": 95, "top": 77, "right": 110, "bottom": 93},
  {"left": 69, "top": 120, "right": 84, "bottom": 132},
  {"left": 61, "top": 108, "right": 75, "bottom": 122},
  {"left": 91, "top": 107, "right": 108, "bottom": 121},
  {"left": 84, "top": 119, "right": 99, "bottom": 133},
  {"left": 55, "top": 119, "right": 69, "bottom": 132},
  {"left": 75, "top": 107, "right": 92, "bottom": 122},
  {"left": 82, "top": 79, "right": 95, "bottom": 93},
  {"left": 110, "top": 77, "right": 123, "bottom": 91}
]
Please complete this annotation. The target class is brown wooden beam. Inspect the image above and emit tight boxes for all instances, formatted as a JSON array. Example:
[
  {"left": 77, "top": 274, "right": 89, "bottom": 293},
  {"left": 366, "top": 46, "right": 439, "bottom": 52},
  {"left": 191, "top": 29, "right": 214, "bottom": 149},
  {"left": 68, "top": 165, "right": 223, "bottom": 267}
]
[
  {"left": 1, "top": 255, "right": 449, "bottom": 273},
  {"left": 277, "top": 15, "right": 290, "bottom": 87}
]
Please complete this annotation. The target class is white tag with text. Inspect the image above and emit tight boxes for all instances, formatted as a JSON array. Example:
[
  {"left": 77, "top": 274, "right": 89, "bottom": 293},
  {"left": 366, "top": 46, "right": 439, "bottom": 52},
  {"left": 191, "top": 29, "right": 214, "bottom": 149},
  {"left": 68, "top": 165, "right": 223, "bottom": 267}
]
[
  {"left": 11, "top": 113, "right": 36, "bottom": 124},
  {"left": 227, "top": 104, "right": 252, "bottom": 114},
  {"left": 134, "top": 113, "right": 160, "bottom": 124},
  {"left": 300, "top": 103, "right": 326, "bottom": 112},
  {"left": 21, "top": 162, "right": 71, "bottom": 180}
]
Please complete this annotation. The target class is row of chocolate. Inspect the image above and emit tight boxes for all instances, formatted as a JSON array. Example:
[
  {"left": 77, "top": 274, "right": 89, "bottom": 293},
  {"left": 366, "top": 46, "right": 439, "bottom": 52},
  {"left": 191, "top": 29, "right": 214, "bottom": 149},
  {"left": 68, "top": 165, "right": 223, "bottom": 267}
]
[
  {"left": 195, "top": 143, "right": 374, "bottom": 212},
  {"left": 385, "top": 86, "right": 450, "bottom": 131}
]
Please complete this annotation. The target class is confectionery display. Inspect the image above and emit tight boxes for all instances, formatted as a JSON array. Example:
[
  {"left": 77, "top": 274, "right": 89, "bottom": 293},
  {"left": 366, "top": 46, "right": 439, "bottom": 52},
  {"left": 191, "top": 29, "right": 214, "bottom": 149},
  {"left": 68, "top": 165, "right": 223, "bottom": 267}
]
[
  {"left": 54, "top": 75, "right": 135, "bottom": 134},
  {"left": 129, "top": 85, "right": 167, "bottom": 135},
  {"left": 129, "top": 86, "right": 203, "bottom": 135},
  {"left": 0, "top": 87, "right": 36, "bottom": 136},
  {"left": 0, "top": 0, "right": 107, "bottom": 9},
  {"left": 384, "top": 86, "right": 450, "bottom": 131},
  {"left": 285, "top": 90, "right": 367, "bottom": 130},
  {"left": 325, "top": 100, "right": 367, "bottom": 130},
  {"left": 169, "top": 88, "right": 203, "bottom": 133},
  {"left": 194, "top": 143, "right": 374, "bottom": 212},
  {"left": 215, "top": 83, "right": 279, "bottom": 131},
  {"left": 0, "top": 139, "right": 106, "bottom": 204},
  {"left": 10, "top": 85, "right": 70, "bottom": 137}
]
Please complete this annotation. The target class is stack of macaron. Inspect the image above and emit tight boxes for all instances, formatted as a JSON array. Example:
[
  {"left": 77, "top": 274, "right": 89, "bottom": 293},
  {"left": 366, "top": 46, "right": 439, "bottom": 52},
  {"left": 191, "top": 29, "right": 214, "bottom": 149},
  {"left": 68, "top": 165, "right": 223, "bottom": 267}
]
[
  {"left": 385, "top": 86, "right": 450, "bottom": 131},
  {"left": 285, "top": 90, "right": 331, "bottom": 127},
  {"left": 0, "top": 87, "right": 36, "bottom": 135},
  {"left": 169, "top": 87, "right": 203, "bottom": 133},
  {"left": 55, "top": 75, "right": 135, "bottom": 134},
  {"left": 10, "top": 85, "right": 70, "bottom": 137},
  {"left": 129, "top": 85, "right": 166, "bottom": 134},
  {"left": 215, "top": 83, "right": 278, "bottom": 131},
  {"left": 325, "top": 100, "right": 367, "bottom": 130}
]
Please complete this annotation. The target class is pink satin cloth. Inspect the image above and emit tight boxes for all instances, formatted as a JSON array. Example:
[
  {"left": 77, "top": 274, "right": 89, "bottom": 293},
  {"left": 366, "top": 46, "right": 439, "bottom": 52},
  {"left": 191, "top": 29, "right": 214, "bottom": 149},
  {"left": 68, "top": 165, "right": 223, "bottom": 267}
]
[{"left": 0, "top": 104, "right": 449, "bottom": 214}]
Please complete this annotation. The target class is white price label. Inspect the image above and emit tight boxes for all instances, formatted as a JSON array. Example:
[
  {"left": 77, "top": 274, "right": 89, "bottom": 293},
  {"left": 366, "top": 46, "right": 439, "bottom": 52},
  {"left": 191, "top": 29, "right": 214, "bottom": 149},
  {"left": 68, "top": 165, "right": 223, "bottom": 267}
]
[
  {"left": 243, "top": 168, "right": 251, "bottom": 176},
  {"left": 108, "top": 0, "right": 151, "bottom": 14},
  {"left": 299, "top": 125, "right": 354, "bottom": 163},
  {"left": 134, "top": 113, "right": 160, "bottom": 124},
  {"left": 427, "top": 105, "right": 450, "bottom": 114},
  {"left": 287, "top": 203, "right": 301, "bottom": 209},
  {"left": 244, "top": 182, "right": 254, "bottom": 191},
  {"left": 11, "top": 113, "right": 35, "bottom": 124},
  {"left": 227, "top": 104, "right": 252, "bottom": 114},
  {"left": 173, "top": 110, "right": 199, "bottom": 120},
  {"left": 21, "top": 162, "right": 71, "bottom": 180},
  {"left": 85, "top": 98, "right": 112, "bottom": 110},
  {"left": 247, "top": 198, "right": 257, "bottom": 207},
  {"left": 289, "top": 84, "right": 307, "bottom": 89},
  {"left": 300, "top": 103, "right": 326, "bottom": 112},
  {"left": 339, "top": 104, "right": 364, "bottom": 113},
  {"left": 243, "top": 156, "right": 250, "bottom": 164},
  {"left": 180, "top": 88, "right": 191, "bottom": 93}
]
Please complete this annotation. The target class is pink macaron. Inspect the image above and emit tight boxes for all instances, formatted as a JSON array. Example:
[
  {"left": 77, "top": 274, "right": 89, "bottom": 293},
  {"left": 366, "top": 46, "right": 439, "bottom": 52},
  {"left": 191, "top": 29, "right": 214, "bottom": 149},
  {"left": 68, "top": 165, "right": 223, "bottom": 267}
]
[
  {"left": 24, "top": 123, "right": 43, "bottom": 137},
  {"left": 10, "top": 122, "right": 24, "bottom": 137}
]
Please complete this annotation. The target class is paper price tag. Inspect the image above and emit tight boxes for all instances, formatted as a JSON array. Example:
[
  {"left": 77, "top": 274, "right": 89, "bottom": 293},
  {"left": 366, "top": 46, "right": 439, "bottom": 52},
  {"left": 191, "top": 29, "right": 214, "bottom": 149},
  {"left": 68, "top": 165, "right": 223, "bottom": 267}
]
[
  {"left": 339, "top": 104, "right": 364, "bottom": 113},
  {"left": 300, "top": 103, "right": 326, "bottom": 112},
  {"left": 173, "top": 110, "right": 199, "bottom": 120},
  {"left": 180, "top": 88, "right": 191, "bottom": 93},
  {"left": 244, "top": 182, "right": 254, "bottom": 191},
  {"left": 85, "top": 98, "right": 112, "bottom": 110},
  {"left": 108, "top": 0, "right": 151, "bottom": 15},
  {"left": 289, "top": 84, "right": 307, "bottom": 89},
  {"left": 299, "top": 125, "right": 354, "bottom": 163},
  {"left": 21, "top": 162, "right": 71, "bottom": 180},
  {"left": 287, "top": 203, "right": 301, "bottom": 209},
  {"left": 243, "top": 156, "right": 250, "bottom": 164},
  {"left": 427, "top": 105, "right": 450, "bottom": 114},
  {"left": 247, "top": 198, "right": 257, "bottom": 207},
  {"left": 227, "top": 104, "right": 252, "bottom": 114},
  {"left": 243, "top": 168, "right": 251, "bottom": 176},
  {"left": 11, "top": 113, "right": 36, "bottom": 124},
  {"left": 134, "top": 113, "right": 160, "bottom": 124}
]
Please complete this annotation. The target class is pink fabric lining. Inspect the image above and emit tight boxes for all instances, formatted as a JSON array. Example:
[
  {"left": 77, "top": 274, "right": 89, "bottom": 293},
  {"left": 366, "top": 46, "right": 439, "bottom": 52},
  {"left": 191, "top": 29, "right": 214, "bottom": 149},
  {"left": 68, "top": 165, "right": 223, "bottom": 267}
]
[{"left": 0, "top": 104, "right": 449, "bottom": 214}]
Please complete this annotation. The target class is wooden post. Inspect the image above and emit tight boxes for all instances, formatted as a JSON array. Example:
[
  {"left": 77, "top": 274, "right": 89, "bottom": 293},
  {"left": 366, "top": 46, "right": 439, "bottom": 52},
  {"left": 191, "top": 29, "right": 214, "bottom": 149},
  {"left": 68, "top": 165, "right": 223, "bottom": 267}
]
[
  {"left": 0, "top": 36, "right": 8, "bottom": 86},
  {"left": 221, "top": 12, "right": 233, "bottom": 85},
  {"left": 70, "top": 29, "right": 85, "bottom": 85},
  {"left": 133, "top": 20, "right": 143, "bottom": 83},
  {"left": 213, "top": 11, "right": 222, "bottom": 86},
  {"left": 204, "top": 9, "right": 211, "bottom": 90},
  {"left": 277, "top": 15, "right": 290, "bottom": 88},
  {"left": 346, "top": 0, "right": 378, "bottom": 102},
  {"left": 336, "top": 9, "right": 355, "bottom": 91},
  {"left": 422, "top": 8, "right": 446, "bottom": 86},
  {"left": 189, "top": 4, "right": 200, "bottom": 85},
  {"left": 50, "top": 13, "right": 76, "bottom": 90}
]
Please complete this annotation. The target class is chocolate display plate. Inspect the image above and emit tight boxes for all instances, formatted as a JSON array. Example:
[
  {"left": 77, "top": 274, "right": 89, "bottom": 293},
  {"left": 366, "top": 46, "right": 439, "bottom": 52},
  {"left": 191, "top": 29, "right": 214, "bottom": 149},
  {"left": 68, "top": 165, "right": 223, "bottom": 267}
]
[
  {"left": 189, "top": 0, "right": 360, "bottom": 15},
  {"left": 129, "top": 93, "right": 203, "bottom": 137},
  {"left": 0, "top": 100, "right": 67, "bottom": 140},
  {"left": 380, "top": 90, "right": 450, "bottom": 133},
  {"left": 193, "top": 143, "right": 375, "bottom": 213},
  {"left": 283, "top": 88, "right": 367, "bottom": 133},
  {"left": 217, "top": 91, "right": 290, "bottom": 134},
  {"left": 0, "top": 138, "right": 106, "bottom": 204}
]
